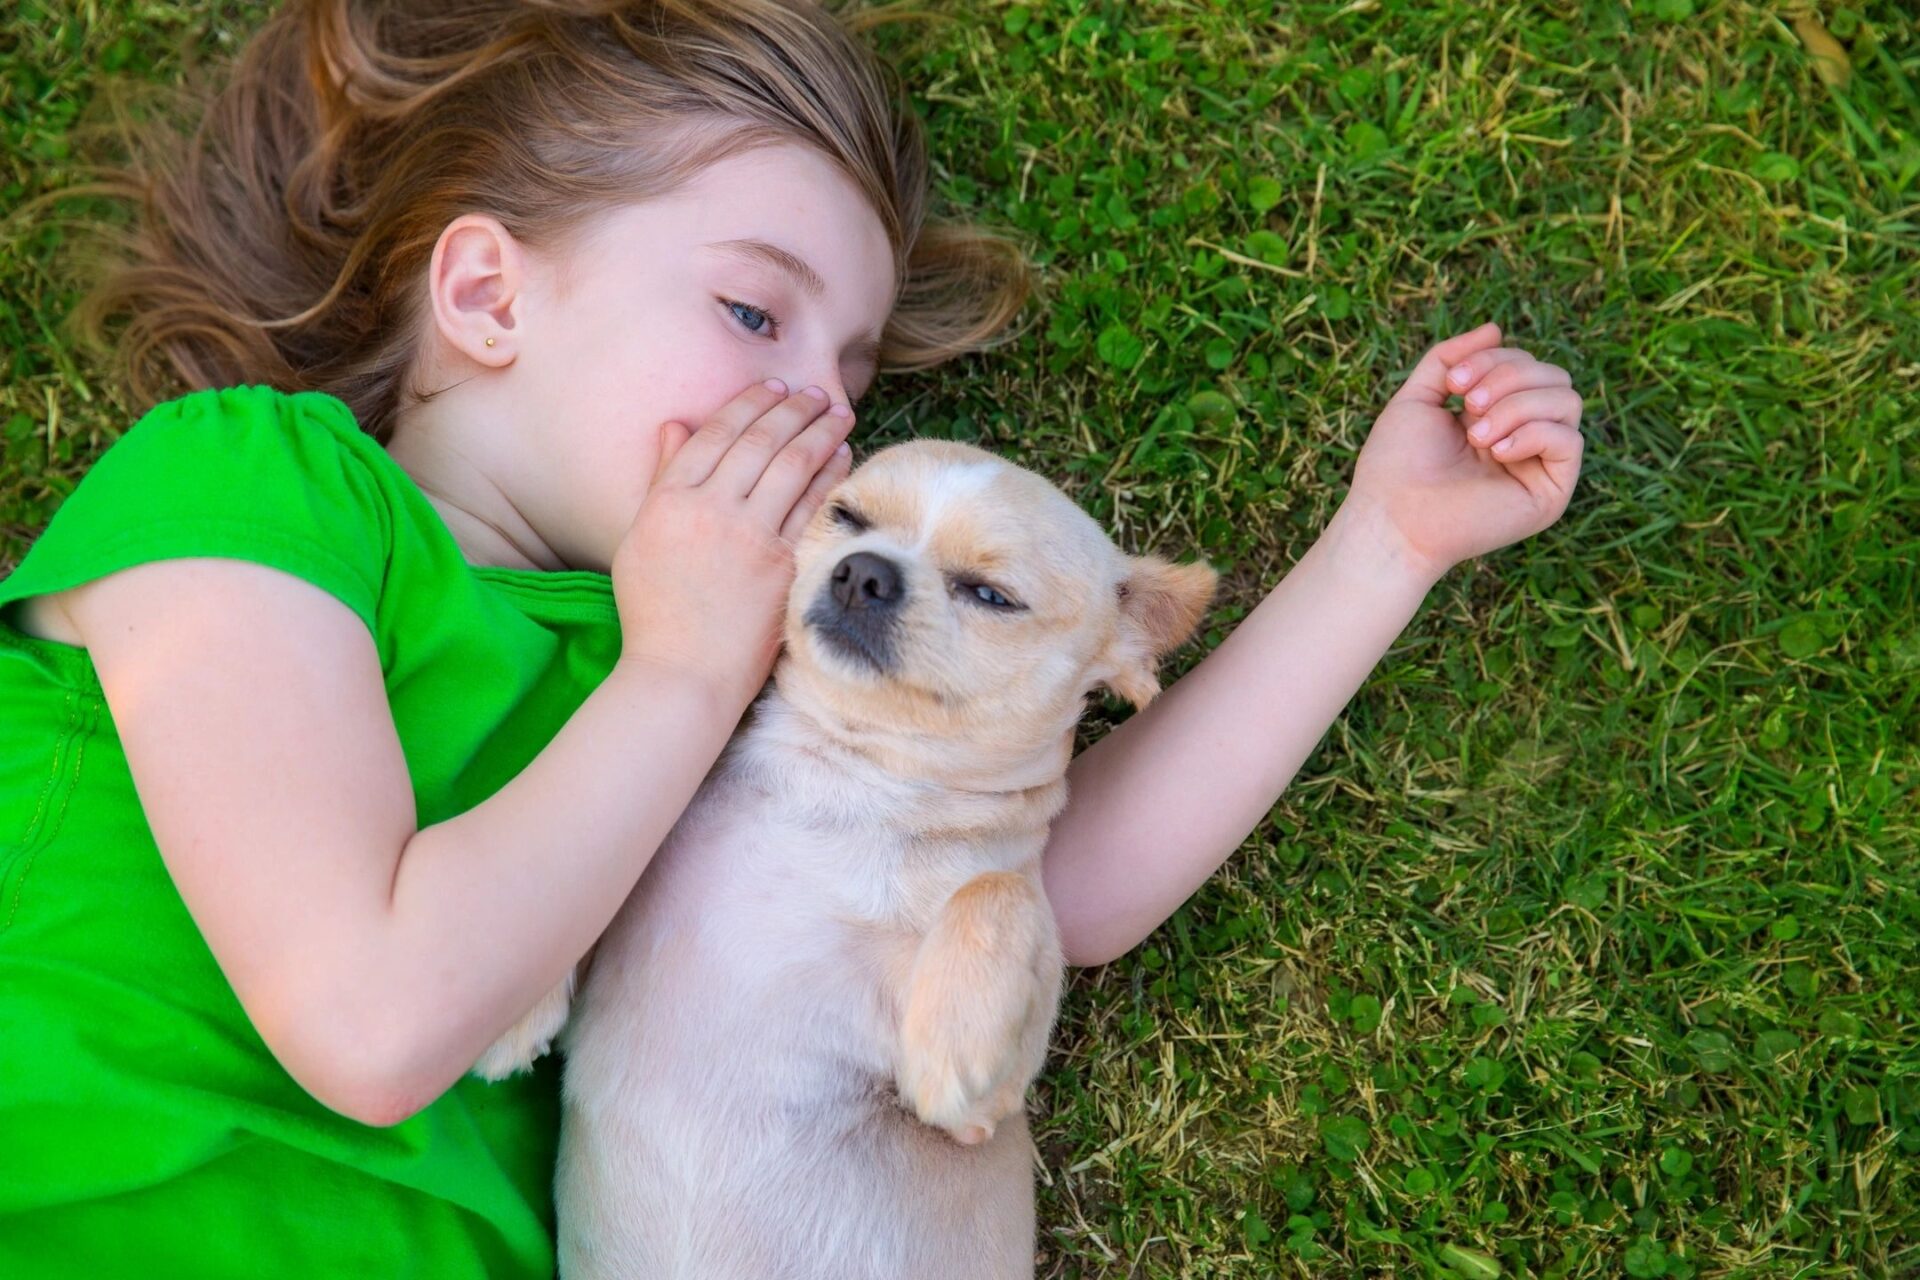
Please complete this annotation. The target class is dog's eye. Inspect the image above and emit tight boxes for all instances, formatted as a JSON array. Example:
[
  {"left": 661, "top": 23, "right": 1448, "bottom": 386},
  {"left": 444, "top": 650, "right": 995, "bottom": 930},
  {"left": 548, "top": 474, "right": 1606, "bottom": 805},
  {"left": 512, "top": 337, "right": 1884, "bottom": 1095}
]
[
  {"left": 954, "top": 579, "right": 1022, "bottom": 610},
  {"left": 829, "top": 503, "right": 869, "bottom": 532}
]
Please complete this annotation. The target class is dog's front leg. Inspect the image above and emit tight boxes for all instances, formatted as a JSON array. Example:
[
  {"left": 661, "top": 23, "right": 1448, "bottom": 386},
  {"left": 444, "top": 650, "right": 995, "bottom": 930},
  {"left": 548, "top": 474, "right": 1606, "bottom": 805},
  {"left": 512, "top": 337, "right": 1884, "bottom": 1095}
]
[
  {"left": 469, "top": 947, "right": 594, "bottom": 1082},
  {"left": 895, "top": 870, "right": 1064, "bottom": 1145}
]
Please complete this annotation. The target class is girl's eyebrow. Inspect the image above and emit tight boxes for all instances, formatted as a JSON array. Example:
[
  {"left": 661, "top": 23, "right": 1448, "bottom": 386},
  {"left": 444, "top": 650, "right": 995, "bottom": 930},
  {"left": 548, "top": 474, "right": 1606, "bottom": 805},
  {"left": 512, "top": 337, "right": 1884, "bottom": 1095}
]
[{"left": 704, "top": 238, "right": 826, "bottom": 298}]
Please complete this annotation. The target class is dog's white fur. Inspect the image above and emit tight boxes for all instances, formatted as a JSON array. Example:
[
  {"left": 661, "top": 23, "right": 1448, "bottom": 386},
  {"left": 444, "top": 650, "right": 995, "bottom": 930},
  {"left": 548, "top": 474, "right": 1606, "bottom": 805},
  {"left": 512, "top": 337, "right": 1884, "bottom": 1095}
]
[{"left": 474, "top": 439, "right": 1216, "bottom": 1279}]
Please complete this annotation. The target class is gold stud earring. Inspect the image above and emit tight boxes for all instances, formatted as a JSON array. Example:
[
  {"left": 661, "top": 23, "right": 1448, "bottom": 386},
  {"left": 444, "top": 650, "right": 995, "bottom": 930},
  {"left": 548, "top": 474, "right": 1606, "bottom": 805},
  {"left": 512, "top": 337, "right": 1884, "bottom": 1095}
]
[{"left": 485, "top": 337, "right": 495, "bottom": 347}]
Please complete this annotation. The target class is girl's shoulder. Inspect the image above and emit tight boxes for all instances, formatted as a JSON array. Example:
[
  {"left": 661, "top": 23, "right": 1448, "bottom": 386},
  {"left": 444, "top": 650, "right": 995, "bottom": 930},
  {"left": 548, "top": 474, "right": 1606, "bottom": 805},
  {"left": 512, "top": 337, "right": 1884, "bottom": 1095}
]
[
  {"left": 118, "top": 383, "right": 396, "bottom": 486},
  {"left": 0, "top": 384, "right": 411, "bottom": 656}
]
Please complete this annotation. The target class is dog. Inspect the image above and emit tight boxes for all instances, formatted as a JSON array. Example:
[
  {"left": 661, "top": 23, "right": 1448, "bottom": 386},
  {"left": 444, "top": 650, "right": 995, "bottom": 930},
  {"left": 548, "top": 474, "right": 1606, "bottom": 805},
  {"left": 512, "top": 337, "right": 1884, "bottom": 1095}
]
[{"left": 475, "top": 438, "right": 1217, "bottom": 1278}]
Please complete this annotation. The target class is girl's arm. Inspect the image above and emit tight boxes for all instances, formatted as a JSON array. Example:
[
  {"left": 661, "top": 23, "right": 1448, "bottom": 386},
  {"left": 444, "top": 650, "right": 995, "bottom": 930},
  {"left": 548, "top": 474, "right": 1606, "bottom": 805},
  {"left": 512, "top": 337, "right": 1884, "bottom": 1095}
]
[
  {"left": 59, "top": 383, "right": 855, "bottom": 1128},
  {"left": 1042, "top": 324, "right": 1585, "bottom": 967},
  {"left": 1041, "top": 493, "right": 1441, "bottom": 967},
  {"left": 66, "top": 555, "right": 746, "bottom": 1127}
]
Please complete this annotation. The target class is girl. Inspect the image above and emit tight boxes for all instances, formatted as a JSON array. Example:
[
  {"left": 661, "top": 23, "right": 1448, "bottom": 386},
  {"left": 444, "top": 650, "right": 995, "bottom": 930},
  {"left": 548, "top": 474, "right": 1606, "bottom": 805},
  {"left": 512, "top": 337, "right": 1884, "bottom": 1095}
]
[{"left": 0, "top": 0, "right": 1584, "bottom": 1275}]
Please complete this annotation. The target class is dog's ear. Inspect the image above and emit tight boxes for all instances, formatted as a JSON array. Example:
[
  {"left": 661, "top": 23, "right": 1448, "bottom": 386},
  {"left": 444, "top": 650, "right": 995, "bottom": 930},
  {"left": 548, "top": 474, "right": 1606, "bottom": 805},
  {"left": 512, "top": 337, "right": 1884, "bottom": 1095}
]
[{"left": 1092, "top": 554, "right": 1219, "bottom": 710}]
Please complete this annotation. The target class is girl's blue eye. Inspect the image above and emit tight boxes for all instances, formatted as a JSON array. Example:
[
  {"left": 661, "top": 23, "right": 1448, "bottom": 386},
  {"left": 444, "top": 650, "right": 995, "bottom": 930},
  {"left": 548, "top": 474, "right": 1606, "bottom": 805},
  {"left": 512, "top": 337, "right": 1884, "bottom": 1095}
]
[{"left": 725, "top": 299, "right": 778, "bottom": 337}]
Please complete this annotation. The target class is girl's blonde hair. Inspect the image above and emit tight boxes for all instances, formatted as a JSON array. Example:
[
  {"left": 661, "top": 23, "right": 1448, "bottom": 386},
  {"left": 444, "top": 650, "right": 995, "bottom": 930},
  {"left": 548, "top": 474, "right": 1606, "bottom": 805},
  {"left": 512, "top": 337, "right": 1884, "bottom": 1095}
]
[{"left": 56, "top": 0, "right": 1031, "bottom": 443}]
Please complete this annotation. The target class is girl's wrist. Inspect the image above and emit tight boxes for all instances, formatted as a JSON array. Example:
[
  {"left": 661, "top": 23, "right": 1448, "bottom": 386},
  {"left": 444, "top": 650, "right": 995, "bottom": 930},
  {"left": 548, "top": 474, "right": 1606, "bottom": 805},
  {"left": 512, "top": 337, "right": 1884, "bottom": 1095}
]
[
  {"left": 613, "top": 649, "right": 756, "bottom": 723},
  {"left": 1325, "top": 492, "right": 1451, "bottom": 595}
]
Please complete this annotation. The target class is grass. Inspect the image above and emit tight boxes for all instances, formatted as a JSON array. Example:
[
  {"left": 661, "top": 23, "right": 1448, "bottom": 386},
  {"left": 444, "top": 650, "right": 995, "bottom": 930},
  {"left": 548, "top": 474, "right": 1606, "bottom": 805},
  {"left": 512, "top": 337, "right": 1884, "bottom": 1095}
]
[{"left": 4, "top": 1, "right": 1918, "bottom": 1276}]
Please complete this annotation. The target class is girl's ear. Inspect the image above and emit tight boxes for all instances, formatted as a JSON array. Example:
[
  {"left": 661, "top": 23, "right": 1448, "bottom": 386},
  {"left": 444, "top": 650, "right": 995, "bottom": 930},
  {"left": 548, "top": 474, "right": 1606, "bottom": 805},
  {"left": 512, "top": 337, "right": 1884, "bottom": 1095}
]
[
  {"left": 430, "top": 213, "right": 529, "bottom": 366},
  {"left": 1092, "top": 554, "right": 1220, "bottom": 710}
]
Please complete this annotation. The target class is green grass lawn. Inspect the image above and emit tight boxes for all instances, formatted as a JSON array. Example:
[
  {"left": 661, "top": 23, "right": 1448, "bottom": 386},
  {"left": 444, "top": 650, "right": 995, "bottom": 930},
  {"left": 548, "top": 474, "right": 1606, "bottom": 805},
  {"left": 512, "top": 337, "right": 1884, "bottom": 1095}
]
[{"left": 4, "top": 1, "right": 1916, "bottom": 1276}]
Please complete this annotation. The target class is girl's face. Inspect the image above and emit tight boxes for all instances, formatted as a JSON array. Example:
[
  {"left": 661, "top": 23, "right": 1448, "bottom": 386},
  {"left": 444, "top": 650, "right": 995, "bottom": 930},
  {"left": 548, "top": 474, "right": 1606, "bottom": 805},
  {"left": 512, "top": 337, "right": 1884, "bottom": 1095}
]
[{"left": 403, "top": 141, "right": 897, "bottom": 574}]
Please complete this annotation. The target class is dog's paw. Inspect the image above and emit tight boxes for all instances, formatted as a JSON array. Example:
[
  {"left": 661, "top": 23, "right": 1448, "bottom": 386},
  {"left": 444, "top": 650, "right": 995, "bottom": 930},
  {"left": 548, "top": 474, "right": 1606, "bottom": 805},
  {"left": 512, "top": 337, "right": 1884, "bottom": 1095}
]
[
  {"left": 470, "top": 972, "right": 575, "bottom": 1082},
  {"left": 898, "top": 1012, "right": 1032, "bottom": 1143},
  {"left": 895, "top": 870, "right": 1065, "bottom": 1143}
]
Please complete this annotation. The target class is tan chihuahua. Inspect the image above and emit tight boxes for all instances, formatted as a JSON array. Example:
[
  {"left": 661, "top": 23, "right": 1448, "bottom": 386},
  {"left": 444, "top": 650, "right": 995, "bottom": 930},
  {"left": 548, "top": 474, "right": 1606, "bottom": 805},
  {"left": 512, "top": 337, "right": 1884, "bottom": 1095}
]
[{"left": 476, "top": 439, "right": 1217, "bottom": 1279}]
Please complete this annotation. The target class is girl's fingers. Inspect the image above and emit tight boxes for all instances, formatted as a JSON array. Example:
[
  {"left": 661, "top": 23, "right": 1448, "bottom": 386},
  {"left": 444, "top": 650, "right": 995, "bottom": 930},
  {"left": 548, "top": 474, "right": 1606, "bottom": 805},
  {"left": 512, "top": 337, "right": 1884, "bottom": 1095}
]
[
  {"left": 778, "top": 441, "right": 855, "bottom": 545},
  {"left": 1459, "top": 357, "right": 1573, "bottom": 422},
  {"left": 709, "top": 387, "right": 843, "bottom": 498},
  {"left": 746, "top": 406, "right": 854, "bottom": 529},
  {"left": 1488, "top": 419, "right": 1586, "bottom": 477},
  {"left": 660, "top": 380, "right": 794, "bottom": 486},
  {"left": 651, "top": 420, "right": 694, "bottom": 487},
  {"left": 1446, "top": 347, "right": 1539, "bottom": 401},
  {"left": 1465, "top": 387, "right": 1583, "bottom": 449},
  {"left": 1390, "top": 322, "right": 1504, "bottom": 406}
]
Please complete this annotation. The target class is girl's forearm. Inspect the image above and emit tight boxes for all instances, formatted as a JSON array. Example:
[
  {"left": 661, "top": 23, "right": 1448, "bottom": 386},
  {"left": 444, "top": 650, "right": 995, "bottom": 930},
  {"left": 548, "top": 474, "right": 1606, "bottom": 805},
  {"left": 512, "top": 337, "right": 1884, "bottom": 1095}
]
[
  {"left": 355, "top": 659, "right": 746, "bottom": 1123},
  {"left": 1041, "top": 495, "right": 1444, "bottom": 967}
]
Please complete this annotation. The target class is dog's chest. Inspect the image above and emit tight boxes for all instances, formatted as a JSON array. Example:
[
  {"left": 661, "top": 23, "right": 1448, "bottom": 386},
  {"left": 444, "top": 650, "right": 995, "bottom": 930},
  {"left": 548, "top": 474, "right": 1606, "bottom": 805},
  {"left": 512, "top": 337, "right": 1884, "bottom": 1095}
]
[
  {"left": 631, "top": 728, "right": 1036, "bottom": 958},
  {"left": 568, "top": 729, "right": 1045, "bottom": 1101}
]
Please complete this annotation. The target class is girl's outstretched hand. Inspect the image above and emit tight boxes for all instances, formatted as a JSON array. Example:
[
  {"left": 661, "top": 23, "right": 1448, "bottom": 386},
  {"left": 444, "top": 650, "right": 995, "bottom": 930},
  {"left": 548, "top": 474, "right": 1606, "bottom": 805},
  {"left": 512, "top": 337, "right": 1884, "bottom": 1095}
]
[{"left": 1346, "top": 322, "right": 1585, "bottom": 581}]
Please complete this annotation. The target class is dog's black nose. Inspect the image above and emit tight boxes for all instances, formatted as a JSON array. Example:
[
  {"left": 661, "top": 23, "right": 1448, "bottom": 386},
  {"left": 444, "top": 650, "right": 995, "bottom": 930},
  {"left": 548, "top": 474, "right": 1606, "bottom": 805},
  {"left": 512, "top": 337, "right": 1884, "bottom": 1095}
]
[{"left": 831, "top": 551, "right": 903, "bottom": 611}]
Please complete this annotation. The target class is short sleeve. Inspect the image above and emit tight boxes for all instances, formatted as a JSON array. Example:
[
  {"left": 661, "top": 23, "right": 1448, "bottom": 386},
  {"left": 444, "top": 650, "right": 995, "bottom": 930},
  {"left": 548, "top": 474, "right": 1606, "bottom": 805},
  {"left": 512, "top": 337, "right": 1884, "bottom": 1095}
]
[{"left": 0, "top": 385, "right": 394, "bottom": 643}]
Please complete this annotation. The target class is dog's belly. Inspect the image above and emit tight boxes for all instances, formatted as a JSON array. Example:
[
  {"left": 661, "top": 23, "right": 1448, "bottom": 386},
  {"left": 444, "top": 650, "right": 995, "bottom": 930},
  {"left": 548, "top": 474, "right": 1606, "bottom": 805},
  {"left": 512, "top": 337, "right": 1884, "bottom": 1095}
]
[{"left": 554, "top": 767, "right": 1037, "bottom": 1280}]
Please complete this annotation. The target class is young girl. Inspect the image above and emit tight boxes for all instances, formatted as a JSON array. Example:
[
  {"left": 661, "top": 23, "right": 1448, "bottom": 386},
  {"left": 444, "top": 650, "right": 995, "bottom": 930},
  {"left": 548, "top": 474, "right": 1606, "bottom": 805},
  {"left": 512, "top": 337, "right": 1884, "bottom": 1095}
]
[{"left": 0, "top": 0, "right": 1584, "bottom": 1274}]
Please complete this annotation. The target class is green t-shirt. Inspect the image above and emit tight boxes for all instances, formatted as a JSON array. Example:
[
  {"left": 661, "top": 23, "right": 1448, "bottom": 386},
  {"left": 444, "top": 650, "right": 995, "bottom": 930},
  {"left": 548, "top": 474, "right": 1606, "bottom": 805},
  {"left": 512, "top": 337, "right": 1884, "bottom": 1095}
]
[{"left": 0, "top": 384, "right": 625, "bottom": 1278}]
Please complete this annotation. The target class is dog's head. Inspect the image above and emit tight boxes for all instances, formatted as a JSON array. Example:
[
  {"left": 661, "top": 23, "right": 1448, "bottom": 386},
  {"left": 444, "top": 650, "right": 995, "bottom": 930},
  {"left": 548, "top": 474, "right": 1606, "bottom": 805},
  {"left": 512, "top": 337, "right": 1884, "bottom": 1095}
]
[{"left": 775, "top": 440, "right": 1217, "bottom": 783}]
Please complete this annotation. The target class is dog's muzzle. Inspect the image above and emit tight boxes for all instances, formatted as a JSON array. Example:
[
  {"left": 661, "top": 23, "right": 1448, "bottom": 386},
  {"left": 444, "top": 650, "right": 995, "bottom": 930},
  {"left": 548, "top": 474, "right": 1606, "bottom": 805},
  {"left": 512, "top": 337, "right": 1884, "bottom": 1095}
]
[{"left": 803, "top": 550, "right": 903, "bottom": 675}]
